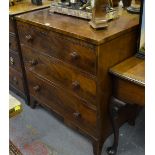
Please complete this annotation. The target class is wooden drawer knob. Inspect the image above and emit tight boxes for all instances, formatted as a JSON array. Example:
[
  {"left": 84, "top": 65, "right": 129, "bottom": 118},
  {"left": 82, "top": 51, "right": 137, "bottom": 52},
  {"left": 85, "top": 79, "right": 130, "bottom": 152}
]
[
  {"left": 70, "top": 52, "right": 80, "bottom": 61},
  {"left": 33, "top": 85, "right": 40, "bottom": 92},
  {"left": 30, "top": 59, "right": 38, "bottom": 66},
  {"left": 10, "top": 57, "right": 14, "bottom": 65},
  {"left": 72, "top": 81, "right": 80, "bottom": 90},
  {"left": 25, "top": 34, "right": 33, "bottom": 42},
  {"left": 13, "top": 76, "right": 18, "bottom": 85},
  {"left": 73, "top": 112, "right": 81, "bottom": 118}
]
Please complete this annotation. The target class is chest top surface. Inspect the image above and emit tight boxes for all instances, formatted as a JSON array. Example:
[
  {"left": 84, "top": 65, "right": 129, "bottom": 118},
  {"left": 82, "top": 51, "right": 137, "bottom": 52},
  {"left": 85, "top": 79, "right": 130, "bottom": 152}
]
[
  {"left": 9, "top": 0, "right": 51, "bottom": 16},
  {"left": 15, "top": 8, "right": 139, "bottom": 45},
  {"left": 110, "top": 56, "right": 145, "bottom": 86}
]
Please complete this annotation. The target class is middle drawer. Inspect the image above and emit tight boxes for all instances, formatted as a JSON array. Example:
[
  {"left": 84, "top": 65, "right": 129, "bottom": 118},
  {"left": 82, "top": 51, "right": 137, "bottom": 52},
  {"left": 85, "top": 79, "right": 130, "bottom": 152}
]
[
  {"left": 22, "top": 45, "right": 97, "bottom": 106},
  {"left": 9, "top": 34, "right": 18, "bottom": 52},
  {"left": 9, "top": 50, "right": 22, "bottom": 72}
]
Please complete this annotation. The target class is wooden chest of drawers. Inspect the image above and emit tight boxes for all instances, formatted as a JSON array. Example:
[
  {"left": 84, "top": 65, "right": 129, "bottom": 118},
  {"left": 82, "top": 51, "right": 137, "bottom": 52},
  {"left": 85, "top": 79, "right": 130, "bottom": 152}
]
[
  {"left": 16, "top": 9, "right": 140, "bottom": 155},
  {"left": 9, "top": 0, "right": 51, "bottom": 101},
  {"left": 9, "top": 16, "right": 27, "bottom": 99}
]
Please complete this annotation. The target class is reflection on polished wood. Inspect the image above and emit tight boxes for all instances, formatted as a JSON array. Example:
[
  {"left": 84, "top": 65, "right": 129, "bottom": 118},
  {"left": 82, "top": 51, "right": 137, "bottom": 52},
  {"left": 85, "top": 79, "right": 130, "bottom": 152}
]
[
  {"left": 15, "top": 8, "right": 139, "bottom": 44},
  {"left": 110, "top": 56, "right": 145, "bottom": 86},
  {"left": 9, "top": 0, "right": 51, "bottom": 15},
  {"left": 9, "top": 0, "right": 51, "bottom": 102},
  {"left": 16, "top": 8, "right": 140, "bottom": 155}
]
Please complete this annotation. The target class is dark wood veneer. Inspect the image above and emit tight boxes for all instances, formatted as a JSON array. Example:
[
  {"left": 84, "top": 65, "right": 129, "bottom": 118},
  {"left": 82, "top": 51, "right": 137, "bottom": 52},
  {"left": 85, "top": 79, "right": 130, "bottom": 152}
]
[
  {"left": 16, "top": 8, "right": 140, "bottom": 155},
  {"left": 17, "top": 22, "right": 97, "bottom": 75},
  {"left": 107, "top": 56, "right": 144, "bottom": 155},
  {"left": 9, "top": 17, "right": 16, "bottom": 34},
  {"left": 9, "top": 67, "right": 24, "bottom": 93},
  {"left": 9, "top": 0, "right": 51, "bottom": 102},
  {"left": 9, "top": 50, "right": 22, "bottom": 72},
  {"left": 9, "top": 16, "right": 28, "bottom": 100},
  {"left": 110, "top": 56, "right": 145, "bottom": 106},
  {"left": 21, "top": 45, "right": 97, "bottom": 105},
  {"left": 9, "top": 34, "right": 19, "bottom": 53},
  {"left": 27, "top": 71, "right": 97, "bottom": 136}
]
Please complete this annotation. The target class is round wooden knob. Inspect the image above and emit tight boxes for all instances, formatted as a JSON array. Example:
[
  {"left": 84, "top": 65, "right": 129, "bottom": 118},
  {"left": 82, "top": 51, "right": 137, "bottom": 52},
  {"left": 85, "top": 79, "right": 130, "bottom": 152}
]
[
  {"left": 73, "top": 112, "right": 81, "bottom": 118},
  {"left": 13, "top": 76, "right": 18, "bottom": 85},
  {"left": 30, "top": 59, "right": 38, "bottom": 66},
  {"left": 70, "top": 52, "right": 80, "bottom": 61},
  {"left": 25, "top": 34, "right": 33, "bottom": 42},
  {"left": 72, "top": 81, "right": 80, "bottom": 90},
  {"left": 33, "top": 85, "right": 40, "bottom": 92},
  {"left": 10, "top": 57, "right": 14, "bottom": 65}
]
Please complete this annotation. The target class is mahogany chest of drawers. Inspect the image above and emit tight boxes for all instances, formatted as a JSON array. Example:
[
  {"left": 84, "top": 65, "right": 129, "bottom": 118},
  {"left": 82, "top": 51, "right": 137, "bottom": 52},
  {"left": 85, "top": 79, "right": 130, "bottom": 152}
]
[
  {"left": 9, "top": 0, "right": 51, "bottom": 101},
  {"left": 16, "top": 9, "right": 139, "bottom": 155},
  {"left": 9, "top": 16, "right": 27, "bottom": 99}
]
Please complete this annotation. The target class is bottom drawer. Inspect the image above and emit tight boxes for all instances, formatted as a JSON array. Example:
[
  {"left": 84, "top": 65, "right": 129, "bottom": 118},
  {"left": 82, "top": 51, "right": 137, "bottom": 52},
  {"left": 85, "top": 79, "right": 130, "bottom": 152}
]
[
  {"left": 9, "top": 67, "right": 24, "bottom": 93},
  {"left": 27, "top": 71, "right": 97, "bottom": 135}
]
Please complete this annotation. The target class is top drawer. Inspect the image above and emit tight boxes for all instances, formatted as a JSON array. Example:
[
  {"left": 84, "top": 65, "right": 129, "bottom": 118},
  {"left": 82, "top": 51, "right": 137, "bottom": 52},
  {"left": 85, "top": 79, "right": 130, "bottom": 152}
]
[
  {"left": 9, "top": 17, "right": 15, "bottom": 34},
  {"left": 17, "top": 22, "right": 96, "bottom": 75}
]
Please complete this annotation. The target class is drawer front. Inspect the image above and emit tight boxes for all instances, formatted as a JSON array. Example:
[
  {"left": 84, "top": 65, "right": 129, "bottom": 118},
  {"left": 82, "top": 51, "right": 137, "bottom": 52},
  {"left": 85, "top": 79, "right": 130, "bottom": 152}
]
[
  {"left": 9, "top": 67, "right": 24, "bottom": 93},
  {"left": 22, "top": 45, "right": 96, "bottom": 105},
  {"left": 27, "top": 71, "right": 97, "bottom": 131},
  {"left": 9, "top": 17, "right": 15, "bottom": 34},
  {"left": 113, "top": 78, "right": 145, "bottom": 106},
  {"left": 9, "top": 50, "right": 21, "bottom": 72},
  {"left": 17, "top": 22, "right": 96, "bottom": 75},
  {"left": 9, "top": 34, "right": 18, "bottom": 52}
]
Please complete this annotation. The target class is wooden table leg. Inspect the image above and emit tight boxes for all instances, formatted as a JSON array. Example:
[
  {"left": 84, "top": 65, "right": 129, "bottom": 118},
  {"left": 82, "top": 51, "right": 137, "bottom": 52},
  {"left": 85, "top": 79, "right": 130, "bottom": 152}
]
[{"left": 107, "top": 97, "right": 126, "bottom": 155}]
